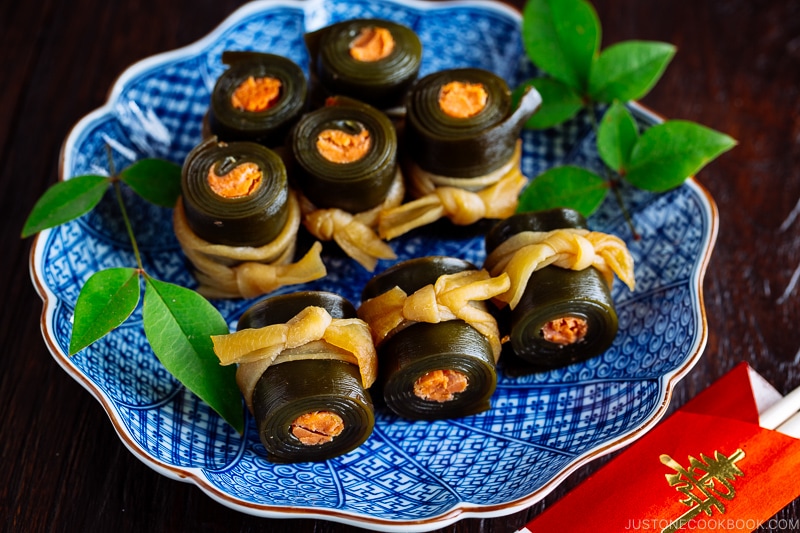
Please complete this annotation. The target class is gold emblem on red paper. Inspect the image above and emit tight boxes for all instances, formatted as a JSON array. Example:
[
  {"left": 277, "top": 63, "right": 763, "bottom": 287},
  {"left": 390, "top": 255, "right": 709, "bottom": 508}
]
[{"left": 659, "top": 449, "right": 746, "bottom": 532}]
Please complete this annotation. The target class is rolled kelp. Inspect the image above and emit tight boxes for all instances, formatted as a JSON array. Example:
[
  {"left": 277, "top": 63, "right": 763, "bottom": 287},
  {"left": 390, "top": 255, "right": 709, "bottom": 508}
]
[
  {"left": 305, "top": 19, "right": 422, "bottom": 109},
  {"left": 377, "top": 68, "right": 542, "bottom": 239},
  {"left": 483, "top": 208, "right": 636, "bottom": 370},
  {"left": 212, "top": 291, "right": 377, "bottom": 463},
  {"left": 358, "top": 256, "right": 509, "bottom": 420},
  {"left": 289, "top": 97, "right": 403, "bottom": 271},
  {"left": 181, "top": 137, "right": 289, "bottom": 247},
  {"left": 207, "top": 51, "right": 307, "bottom": 147},
  {"left": 173, "top": 137, "right": 326, "bottom": 299}
]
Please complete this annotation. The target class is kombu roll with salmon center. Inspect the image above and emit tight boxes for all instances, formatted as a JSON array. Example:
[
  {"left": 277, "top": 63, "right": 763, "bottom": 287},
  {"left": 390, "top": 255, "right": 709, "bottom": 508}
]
[
  {"left": 289, "top": 96, "right": 403, "bottom": 271},
  {"left": 378, "top": 68, "right": 542, "bottom": 240},
  {"left": 173, "top": 137, "right": 326, "bottom": 299},
  {"left": 484, "top": 208, "right": 635, "bottom": 371},
  {"left": 305, "top": 19, "right": 422, "bottom": 110},
  {"left": 359, "top": 256, "right": 509, "bottom": 420},
  {"left": 212, "top": 291, "right": 376, "bottom": 463},
  {"left": 207, "top": 51, "right": 308, "bottom": 148}
]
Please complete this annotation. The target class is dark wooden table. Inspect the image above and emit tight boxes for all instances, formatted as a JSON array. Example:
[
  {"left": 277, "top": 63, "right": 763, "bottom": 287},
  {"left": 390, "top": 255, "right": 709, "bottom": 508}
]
[{"left": 4, "top": 0, "right": 799, "bottom": 531}]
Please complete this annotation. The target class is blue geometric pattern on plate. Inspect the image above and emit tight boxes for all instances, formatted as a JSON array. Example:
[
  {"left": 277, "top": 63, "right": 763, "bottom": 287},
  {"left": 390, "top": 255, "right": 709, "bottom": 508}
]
[{"left": 31, "top": 0, "right": 716, "bottom": 530}]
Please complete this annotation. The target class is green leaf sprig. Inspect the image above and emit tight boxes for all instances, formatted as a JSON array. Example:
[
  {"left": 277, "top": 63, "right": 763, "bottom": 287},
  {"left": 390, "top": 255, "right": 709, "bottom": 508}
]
[
  {"left": 23, "top": 151, "right": 244, "bottom": 434},
  {"left": 514, "top": 0, "right": 736, "bottom": 232}
]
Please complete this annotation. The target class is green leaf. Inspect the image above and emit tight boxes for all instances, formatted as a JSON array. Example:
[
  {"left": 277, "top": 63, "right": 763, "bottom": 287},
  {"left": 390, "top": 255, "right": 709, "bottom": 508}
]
[
  {"left": 522, "top": 0, "right": 601, "bottom": 91},
  {"left": 513, "top": 78, "right": 585, "bottom": 129},
  {"left": 119, "top": 158, "right": 182, "bottom": 208},
  {"left": 142, "top": 278, "right": 244, "bottom": 433},
  {"left": 625, "top": 120, "right": 737, "bottom": 192},
  {"left": 518, "top": 165, "right": 609, "bottom": 217},
  {"left": 589, "top": 40, "right": 676, "bottom": 103},
  {"left": 21, "top": 175, "right": 108, "bottom": 237},
  {"left": 69, "top": 268, "right": 141, "bottom": 355},
  {"left": 597, "top": 102, "right": 639, "bottom": 173}
]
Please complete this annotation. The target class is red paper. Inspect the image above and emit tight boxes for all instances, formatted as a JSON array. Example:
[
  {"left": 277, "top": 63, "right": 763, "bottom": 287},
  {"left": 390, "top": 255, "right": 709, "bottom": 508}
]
[{"left": 520, "top": 363, "right": 800, "bottom": 533}]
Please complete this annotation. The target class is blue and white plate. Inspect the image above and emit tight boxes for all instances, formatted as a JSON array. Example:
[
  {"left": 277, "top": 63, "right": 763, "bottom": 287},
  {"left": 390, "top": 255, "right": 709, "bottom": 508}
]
[{"left": 30, "top": 0, "right": 717, "bottom": 530}]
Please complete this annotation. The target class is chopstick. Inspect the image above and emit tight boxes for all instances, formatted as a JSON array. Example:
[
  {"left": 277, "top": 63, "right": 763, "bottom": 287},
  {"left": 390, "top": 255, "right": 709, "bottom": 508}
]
[
  {"left": 776, "top": 410, "right": 800, "bottom": 439},
  {"left": 760, "top": 383, "right": 800, "bottom": 431}
]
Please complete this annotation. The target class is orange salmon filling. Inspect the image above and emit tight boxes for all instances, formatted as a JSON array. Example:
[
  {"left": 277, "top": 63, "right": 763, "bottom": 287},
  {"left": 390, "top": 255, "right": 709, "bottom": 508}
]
[
  {"left": 541, "top": 317, "right": 588, "bottom": 345},
  {"left": 316, "top": 127, "right": 372, "bottom": 163},
  {"left": 231, "top": 76, "right": 282, "bottom": 112},
  {"left": 438, "top": 81, "right": 488, "bottom": 118},
  {"left": 207, "top": 161, "right": 263, "bottom": 198},
  {"left": 349, "top": 27, "right": 395, "bottom": 61},
  {"left": 290, "top": 411, "right": 345, "bottom": 445},
  {"left": 413, "top": 369, "right": 468, "bottom": 402}
]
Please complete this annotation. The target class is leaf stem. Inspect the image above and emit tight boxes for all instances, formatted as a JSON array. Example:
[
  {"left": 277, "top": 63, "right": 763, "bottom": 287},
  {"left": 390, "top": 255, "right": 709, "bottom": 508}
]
[
  {"left": 113, "top": 181, "right": 146, "bottom": 271},
  {"left": 105, "top": 144, "right": 146, "bottom": 271},
  {"left": 610, "top": 180, "right": 640, "bottom": 240},
  {"left": 588, "top": 103, "right": 641, "bottom": 240}
]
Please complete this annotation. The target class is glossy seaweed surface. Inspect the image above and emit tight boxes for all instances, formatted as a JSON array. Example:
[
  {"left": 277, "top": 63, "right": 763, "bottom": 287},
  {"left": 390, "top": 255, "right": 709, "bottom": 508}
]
[{"left": 33, "top": 0, "right": 715, "bottom": 530}]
